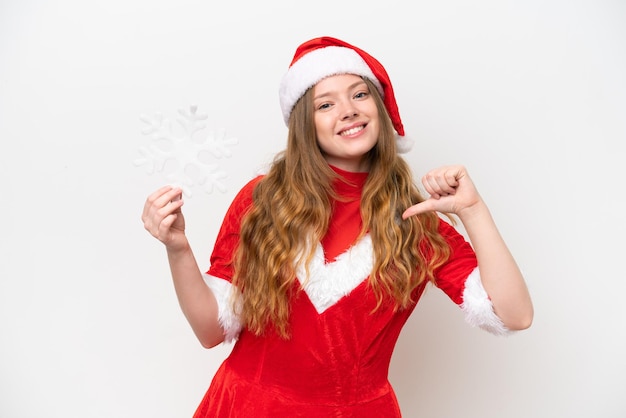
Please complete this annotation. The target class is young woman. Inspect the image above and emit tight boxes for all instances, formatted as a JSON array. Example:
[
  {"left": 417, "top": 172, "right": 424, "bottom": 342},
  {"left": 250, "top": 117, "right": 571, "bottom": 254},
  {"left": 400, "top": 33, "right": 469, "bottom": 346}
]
[{"left": 142, "top": 36, "right": 533, "bottom": 417}]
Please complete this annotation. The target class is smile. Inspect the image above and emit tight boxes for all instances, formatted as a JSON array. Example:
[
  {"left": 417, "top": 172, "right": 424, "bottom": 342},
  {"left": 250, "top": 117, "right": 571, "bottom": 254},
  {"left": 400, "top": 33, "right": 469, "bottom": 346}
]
[{"left": 339, "top": 125, "right": 364, "bottom": 136}]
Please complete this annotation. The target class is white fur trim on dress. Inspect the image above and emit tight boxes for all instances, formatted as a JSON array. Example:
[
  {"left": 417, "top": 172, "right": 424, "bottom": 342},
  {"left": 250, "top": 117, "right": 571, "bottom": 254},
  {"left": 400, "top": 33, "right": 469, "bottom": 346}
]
[
  {"left": 203, "top": 273, "right": 243, "bottom": 343},
  {"left": 460, "top": 268, "right": 511, "bottom": 336},
  {"left": 296, "top": 234, "right": 374, "bottom": 314},
  {"left": 279, "top": 46, "right": 384, "bottom": 126}
]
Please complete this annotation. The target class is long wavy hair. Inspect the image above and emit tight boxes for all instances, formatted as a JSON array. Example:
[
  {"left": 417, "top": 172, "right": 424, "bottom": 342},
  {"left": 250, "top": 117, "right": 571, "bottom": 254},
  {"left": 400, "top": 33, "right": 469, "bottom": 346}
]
[{"left": 232, "top": 78, "right": 451, "bottom": 338}]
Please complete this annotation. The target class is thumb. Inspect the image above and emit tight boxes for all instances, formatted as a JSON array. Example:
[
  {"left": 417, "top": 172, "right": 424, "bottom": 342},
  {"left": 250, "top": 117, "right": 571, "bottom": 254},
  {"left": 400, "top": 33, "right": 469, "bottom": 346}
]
[{"left": 402, "top": 199, "right": 437, "bottom": 220}]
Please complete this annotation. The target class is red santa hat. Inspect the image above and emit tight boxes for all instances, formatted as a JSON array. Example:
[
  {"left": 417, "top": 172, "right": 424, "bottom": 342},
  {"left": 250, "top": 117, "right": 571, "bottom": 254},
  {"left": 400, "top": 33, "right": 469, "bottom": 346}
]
[{"left": 279, "top": 36, "right": 412, "bottom": 153}]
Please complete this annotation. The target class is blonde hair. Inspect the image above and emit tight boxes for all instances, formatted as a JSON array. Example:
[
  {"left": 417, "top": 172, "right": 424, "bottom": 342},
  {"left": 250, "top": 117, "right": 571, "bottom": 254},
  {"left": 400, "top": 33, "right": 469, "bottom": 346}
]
[{"left": 232, "top": 78, "right": 450, "bottom": 338}]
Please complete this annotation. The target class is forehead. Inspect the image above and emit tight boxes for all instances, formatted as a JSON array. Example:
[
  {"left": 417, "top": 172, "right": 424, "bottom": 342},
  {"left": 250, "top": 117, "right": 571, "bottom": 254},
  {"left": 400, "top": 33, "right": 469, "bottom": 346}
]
[{"left": 313, "top": 74, "right": 367, "bottom": 95}]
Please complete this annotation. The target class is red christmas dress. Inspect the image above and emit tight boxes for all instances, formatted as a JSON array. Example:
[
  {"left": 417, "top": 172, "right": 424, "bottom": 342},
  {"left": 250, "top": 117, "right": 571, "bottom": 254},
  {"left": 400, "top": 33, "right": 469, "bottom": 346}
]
[{"left": 194, "top": 167, "right": 508, "bottom": 417}]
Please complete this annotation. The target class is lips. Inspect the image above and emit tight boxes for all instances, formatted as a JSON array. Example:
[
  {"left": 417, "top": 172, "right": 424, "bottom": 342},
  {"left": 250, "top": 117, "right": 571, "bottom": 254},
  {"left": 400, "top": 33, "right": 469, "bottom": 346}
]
[{"left": 339, "top": 125, "right": 365, "bottom": 136}]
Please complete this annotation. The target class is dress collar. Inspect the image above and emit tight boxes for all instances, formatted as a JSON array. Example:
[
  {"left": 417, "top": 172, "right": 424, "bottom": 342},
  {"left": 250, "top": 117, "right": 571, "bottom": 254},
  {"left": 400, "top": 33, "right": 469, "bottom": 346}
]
[{"left": 329, "top": 165, "right": 368, "bottom": 198}]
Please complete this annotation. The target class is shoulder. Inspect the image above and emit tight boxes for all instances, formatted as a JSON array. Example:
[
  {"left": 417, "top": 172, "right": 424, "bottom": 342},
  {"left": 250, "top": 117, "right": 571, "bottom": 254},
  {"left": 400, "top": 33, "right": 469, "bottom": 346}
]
[
  {"left": 226, "top": 174, "right": 264, "bottom": 212},
  {"left": 436, "top": 216, "right": 471, "bottom": 250},
  {"left": 238, "top": 174, "right": 264, "bottom": 198},
  {"left": 437, "top": 216, "right": 458, "bottom": 236},
  {"left": 216, "top": 175, "right": 264, "bottom": 235}
]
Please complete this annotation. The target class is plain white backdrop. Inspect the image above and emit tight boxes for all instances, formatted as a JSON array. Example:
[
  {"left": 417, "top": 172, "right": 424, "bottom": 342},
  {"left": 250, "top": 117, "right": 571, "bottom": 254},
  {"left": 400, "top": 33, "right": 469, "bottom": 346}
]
[{"left": 1, "top": 0, "right": 625, "bottom": 417}]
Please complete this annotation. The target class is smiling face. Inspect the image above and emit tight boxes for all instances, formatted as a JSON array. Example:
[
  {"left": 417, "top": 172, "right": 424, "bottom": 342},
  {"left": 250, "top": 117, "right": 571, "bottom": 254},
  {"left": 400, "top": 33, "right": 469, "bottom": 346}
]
[{"left": 312, "top": 74, "right": 380, "bottom": 172}]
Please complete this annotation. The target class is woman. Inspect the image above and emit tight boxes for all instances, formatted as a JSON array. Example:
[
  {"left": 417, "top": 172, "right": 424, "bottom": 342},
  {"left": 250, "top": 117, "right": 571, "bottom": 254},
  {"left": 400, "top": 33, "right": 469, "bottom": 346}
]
[{"left": 142, "top": 36, "right": 533, "bottom": 417}]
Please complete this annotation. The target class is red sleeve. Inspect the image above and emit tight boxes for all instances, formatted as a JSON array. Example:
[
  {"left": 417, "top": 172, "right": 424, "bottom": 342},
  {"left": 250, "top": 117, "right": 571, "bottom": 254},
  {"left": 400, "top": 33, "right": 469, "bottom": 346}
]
[
  {"left": 433, "top": 218, "right": 478, "bottom": 305},
  {"left": 206, "top": 176, "right": 263, "bottom": 282}
]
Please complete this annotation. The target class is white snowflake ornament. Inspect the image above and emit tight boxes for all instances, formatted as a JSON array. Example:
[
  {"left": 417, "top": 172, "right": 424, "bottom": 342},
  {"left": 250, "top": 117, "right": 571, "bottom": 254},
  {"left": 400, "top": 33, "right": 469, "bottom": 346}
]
[{"left": 134, "top": 105, "right": 238, "bottom": 197}]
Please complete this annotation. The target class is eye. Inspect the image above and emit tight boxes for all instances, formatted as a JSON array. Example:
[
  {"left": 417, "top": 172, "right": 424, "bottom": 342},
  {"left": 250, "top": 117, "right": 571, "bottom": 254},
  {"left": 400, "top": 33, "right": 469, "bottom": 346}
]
[
  {"left": 317, "top": 102, "right": 332, "bottom": 110},
  {"left": 354, "top": 91, "right": 369, "bottom": 100}
]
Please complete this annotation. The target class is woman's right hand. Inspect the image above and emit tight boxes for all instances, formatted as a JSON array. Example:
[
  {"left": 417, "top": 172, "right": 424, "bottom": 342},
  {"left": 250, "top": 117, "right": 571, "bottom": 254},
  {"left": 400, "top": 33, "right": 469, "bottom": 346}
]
[{"left": 142, "top": 186, "right": 188, "bottom": 251}]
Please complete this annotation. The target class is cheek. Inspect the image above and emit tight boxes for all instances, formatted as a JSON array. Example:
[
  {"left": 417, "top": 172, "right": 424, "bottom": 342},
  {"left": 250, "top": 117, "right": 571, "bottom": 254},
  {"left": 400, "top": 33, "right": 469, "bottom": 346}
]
[
  {"left": 315, "top": 135, "right": 331, "bottom": 152},
  {"left": 314, "top": 111, "right": 327, "bottom": 127},
  {"left": 314, "top": 114, "right": 335, "bottom": 137}
]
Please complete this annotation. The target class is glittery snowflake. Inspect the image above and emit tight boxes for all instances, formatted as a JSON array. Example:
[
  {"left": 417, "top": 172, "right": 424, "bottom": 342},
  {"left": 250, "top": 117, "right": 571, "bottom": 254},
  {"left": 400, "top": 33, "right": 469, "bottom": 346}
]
[{"left": 134, "top": 105, "right": 238, "bottom": 197}]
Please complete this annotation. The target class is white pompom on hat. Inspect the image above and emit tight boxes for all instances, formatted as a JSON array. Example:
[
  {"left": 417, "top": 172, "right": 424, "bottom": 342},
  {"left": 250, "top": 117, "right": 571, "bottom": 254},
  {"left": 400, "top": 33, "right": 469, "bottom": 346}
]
[{"left": 279, "top": 36, "right": 413, "bottom": 153}]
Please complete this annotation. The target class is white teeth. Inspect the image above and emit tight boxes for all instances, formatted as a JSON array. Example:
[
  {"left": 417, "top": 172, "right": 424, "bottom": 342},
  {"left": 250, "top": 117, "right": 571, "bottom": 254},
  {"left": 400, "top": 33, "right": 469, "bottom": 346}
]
[{"left": 340, "top": 126, "right": 363, "bottom": 136}]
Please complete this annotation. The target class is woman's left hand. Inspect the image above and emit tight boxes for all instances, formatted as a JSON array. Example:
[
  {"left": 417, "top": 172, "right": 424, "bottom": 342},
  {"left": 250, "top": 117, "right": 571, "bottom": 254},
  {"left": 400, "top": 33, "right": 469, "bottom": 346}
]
[{"left": 402, "top": 165, "right": 482, "bottom": 219}]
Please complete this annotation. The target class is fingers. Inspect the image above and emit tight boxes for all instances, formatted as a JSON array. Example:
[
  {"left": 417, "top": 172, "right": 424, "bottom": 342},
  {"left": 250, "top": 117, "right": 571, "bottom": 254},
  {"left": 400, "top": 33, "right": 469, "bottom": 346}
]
[
  {"left": 143, "top": 186, "right": 182, "bottom": 215},
  {"left": 421, "top": 166, "right": 463, "bottom": 199},
  {"left": 142, "top": 186, "right": 184, "bottom": 240},
  {"left": 402, "top": 166, "right": 471, "bottom": 220}
]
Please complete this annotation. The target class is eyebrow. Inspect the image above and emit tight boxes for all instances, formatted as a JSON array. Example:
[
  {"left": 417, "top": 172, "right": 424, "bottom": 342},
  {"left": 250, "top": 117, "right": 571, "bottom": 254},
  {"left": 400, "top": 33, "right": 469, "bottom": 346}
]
[{"left": 313, "top": 79, "right": 368, "bottom": 101}]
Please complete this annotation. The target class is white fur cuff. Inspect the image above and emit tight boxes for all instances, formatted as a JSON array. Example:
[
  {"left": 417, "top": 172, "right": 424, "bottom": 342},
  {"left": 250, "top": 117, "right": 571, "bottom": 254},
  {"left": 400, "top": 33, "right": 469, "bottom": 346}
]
[
  {"left": 460, "top": 268, "right": 511, "bottom": 336},
  {"left": 203, "top": 273, "right": 243, "bottom": 343}
]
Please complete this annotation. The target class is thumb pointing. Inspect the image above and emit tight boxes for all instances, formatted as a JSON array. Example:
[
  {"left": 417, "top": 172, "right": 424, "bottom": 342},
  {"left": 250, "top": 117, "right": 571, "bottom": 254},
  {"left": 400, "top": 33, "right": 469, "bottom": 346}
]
[{"left": 402, "top": 200, "right": 436, "bottom": 220}]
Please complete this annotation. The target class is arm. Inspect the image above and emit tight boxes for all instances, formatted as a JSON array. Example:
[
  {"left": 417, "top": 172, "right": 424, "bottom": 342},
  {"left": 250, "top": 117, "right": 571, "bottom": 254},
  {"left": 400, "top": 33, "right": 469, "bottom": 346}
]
[
  {"left": 402, "top": 165, "right": 533, "bottom": 330},
  {"left": 142, "top": 186, "right": 225, "bottom": 348}
]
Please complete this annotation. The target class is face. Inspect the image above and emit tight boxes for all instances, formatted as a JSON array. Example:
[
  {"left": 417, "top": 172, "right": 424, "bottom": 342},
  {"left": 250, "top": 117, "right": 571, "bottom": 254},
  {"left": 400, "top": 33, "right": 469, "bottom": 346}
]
[{"left": 312, "top": 74, "right": 380, "bottom": 172}]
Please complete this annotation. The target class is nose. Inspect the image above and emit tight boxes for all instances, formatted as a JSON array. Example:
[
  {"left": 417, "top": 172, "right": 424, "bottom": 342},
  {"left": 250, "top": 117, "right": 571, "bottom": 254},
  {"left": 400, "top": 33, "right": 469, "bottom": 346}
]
[{"left": 339, "top": 101, "right": 358, "bottom": 120}]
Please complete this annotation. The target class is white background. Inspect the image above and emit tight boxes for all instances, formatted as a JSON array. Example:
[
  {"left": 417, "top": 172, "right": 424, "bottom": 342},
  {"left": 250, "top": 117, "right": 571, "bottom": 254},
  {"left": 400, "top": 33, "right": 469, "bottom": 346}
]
[{"left": 1, "top": 0, "right": 625, "bottom": 417}]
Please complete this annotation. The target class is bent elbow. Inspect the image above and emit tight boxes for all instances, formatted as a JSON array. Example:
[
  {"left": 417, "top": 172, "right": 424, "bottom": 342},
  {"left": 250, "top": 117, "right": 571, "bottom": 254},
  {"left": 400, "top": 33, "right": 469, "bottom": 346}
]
[
  {"left": 197, "top": 329, "right": 226, "bottom": 349},
  {"left": 199, "top": 336, "right": 224, "bottom": 349},
  {"left": 506, "top": 309, "right": 534, "bottom": 331},
  {"left": 200, "top": 340, "right": 221, "bottom": 349}
]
